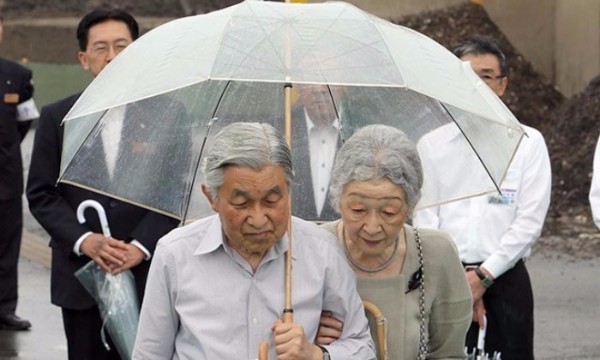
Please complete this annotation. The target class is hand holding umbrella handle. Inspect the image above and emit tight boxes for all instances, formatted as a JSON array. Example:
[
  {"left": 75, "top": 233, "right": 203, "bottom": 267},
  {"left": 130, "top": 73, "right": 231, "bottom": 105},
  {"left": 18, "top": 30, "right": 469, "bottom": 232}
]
[{"left": 77, "top": 199, "right": 112, "bottom": 238}]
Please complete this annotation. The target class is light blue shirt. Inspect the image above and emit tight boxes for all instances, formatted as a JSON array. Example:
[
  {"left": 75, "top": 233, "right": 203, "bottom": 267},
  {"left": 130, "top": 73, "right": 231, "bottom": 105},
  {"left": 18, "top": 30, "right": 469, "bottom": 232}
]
[{"left": 133, "top": 215, "right": 375, "bottom": 360}]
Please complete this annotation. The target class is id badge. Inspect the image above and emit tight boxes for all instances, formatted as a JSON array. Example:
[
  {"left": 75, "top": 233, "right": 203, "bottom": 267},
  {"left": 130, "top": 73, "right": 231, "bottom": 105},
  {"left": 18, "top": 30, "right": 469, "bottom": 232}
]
[
  {"left": 488, "top": 188, "right": 516, "bottom": 205},
  {"left": 4, "top": 93, "right": 20, "bottom": 104}
]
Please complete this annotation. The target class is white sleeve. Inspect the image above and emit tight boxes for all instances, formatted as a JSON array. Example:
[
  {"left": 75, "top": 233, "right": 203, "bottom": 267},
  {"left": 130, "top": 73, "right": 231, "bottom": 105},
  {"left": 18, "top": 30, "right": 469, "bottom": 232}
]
[
  {"left": 132, "top": 243, "right": 178, "bottom": 359},
  {"left": 589, "top": 135, "right": 600, "bottom": 229},
  {"left": 17, "top": 98, "right": 40, "bottom": 121},
  {"left": 483, "top": 130, "right": 551, "bottom": 277}
]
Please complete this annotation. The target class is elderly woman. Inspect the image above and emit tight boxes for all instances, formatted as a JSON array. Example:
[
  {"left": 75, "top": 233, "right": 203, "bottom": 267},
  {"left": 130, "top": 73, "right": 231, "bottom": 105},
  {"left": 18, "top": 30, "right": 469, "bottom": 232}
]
[{"left": 318, "top": 125, "right": 472, "bottom": 360}]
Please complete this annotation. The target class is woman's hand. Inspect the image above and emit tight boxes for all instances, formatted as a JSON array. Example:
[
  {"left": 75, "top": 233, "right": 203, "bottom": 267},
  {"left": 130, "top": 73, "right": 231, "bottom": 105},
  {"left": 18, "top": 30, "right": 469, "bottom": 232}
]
[{"left": 315, "top": 310, "right": 344, "bottom": 345}]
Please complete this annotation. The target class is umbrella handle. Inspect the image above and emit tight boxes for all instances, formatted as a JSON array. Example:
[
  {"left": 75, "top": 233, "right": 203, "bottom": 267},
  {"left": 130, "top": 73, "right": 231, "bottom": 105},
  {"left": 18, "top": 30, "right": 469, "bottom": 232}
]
[
  {"left": 77, "top": 200, "right": 112, "bottom": 238},
  {"left": 477, "top": 315, "right": 487, "bottom": 357}
]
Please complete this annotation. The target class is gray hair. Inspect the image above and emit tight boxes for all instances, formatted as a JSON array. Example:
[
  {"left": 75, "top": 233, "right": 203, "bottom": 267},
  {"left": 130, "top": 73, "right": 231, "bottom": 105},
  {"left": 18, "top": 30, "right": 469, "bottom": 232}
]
[
  {"left": 202, "top": 122, "right": 293, "bottom": 198},
  {"left": 329, "top": 125, "right": 423, "bottom": 216}
]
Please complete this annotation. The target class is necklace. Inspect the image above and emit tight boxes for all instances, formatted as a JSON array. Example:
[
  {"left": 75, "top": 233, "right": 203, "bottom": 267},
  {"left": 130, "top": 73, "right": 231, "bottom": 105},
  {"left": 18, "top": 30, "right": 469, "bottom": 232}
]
[{"left": 342, "top": 228, "right": 400, "bottom": 274}]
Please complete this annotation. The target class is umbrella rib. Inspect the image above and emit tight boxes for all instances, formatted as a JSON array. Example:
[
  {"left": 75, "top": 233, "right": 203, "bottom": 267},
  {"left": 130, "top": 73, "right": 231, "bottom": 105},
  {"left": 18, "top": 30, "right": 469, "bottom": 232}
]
[
  {"left": 181, "top": 80, "right": 233, "bottom": 221},
  {"left": 439, "top": 102, "right": 502, "bottom": 194}
]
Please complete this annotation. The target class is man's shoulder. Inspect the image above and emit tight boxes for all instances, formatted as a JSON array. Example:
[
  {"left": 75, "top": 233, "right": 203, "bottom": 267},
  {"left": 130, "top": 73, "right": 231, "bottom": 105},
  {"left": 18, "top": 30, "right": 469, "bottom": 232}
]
[
  {"left": 0, "top": 57, "right": 30, "bottom": 76},
  {"left": 157, "top": 215, "right": 216, "bottom": 249},
  {"left": 42, "top": 93, "right": 81, "bottom": 114}
]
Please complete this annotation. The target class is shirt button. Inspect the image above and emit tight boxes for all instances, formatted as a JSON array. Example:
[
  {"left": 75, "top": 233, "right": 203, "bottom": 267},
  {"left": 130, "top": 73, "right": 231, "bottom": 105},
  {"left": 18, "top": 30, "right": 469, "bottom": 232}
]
[
  {"left": 252, "top": 317, "right": 258, "bottom": 325},
  {"left": 321, "top": 163, "right": 325, "bottom": 168},
  {"left": 321, "top": 188, "right": 325, "bottom": 192},
  {"left": 321, "top": 139, "right": 326, "bottom": 144}
]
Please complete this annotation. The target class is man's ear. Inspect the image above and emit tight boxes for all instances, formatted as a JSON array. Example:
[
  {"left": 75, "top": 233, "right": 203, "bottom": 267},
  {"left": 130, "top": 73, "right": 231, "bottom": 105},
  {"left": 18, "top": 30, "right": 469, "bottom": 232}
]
[
  {"left": 201, "top": 184, "right": 218, "bottom": 212},
  {"left": 78, "top": 51, "right": 90, "bottom": 71}
]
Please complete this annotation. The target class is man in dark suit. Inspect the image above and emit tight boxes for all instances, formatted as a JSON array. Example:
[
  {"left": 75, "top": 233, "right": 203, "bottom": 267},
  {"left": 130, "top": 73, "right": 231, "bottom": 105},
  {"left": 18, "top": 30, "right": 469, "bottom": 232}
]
[
  {"left": 26, "top": 9, "right": 179, "bottom": 360},
  {"left": 291, "top": 84, "right": 341, "bottom": 222},
  {"left": 0, "top": 13, "right": 39, "bottom": 331}
]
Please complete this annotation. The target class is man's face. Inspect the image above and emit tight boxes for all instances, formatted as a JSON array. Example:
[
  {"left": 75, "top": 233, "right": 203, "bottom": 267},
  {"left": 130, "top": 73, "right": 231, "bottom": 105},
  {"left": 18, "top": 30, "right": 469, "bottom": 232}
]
[
  {"left": 461, "top": 53, "right": 508, "bottom": 97},
  {"left": 203, "top": 165, "right": 290, "bottom": 261},
  {"left": 78, "top": 20, "right": 133, "bottom": 77},
  {"left": 297, "top": 84, "right": 338, "bottom": 128}
]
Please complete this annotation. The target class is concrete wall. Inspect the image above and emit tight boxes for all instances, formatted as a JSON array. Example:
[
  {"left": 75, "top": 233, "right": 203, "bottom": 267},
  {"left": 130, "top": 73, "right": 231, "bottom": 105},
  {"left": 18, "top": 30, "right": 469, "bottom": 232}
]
[
  {"left": 484, "top": 0, "right": 600, "bottom": 97},
  {"left": 306, "top": 0, "right": 464, "bottom": 19},
  {"left": 555, "top": 0, "right": 600, "bottom": 96},
  {"left": 483, "top": 0, "right": 556, "bottom": 86}
]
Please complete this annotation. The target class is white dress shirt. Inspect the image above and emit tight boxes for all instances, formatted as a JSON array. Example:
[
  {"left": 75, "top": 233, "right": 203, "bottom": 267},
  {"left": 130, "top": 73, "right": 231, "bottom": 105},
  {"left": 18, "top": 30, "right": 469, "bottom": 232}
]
[
  {"left": 589, "top": 134, "right": 600, "bottom": 229},
  {"left": 414, "top": 125, "right": 551, "bottom": 278},
  {"left": 100, "top": 105, "right": 125, "bottom": 180},
  {"left": 132, "top": 215, "right": 375, "bottom": 360},
  {"left": 306, "top": 112, "right": 339, "bottom": 216}
]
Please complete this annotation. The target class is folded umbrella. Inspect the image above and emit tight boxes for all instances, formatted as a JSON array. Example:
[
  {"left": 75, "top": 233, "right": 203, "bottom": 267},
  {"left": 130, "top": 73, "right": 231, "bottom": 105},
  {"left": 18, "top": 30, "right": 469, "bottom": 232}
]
[{"left": 74, "top": 200, "right": 140, "bottom": 360}]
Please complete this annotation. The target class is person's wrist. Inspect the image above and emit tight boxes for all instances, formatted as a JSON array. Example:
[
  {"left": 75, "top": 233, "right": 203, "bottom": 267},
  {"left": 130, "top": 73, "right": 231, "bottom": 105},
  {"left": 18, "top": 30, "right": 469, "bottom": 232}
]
[
  {"left": 475, "top": 267, "right": 494, "bottom": 288},
  {"left": 316, "top": 345, "right": 330, "bottom": 360}
]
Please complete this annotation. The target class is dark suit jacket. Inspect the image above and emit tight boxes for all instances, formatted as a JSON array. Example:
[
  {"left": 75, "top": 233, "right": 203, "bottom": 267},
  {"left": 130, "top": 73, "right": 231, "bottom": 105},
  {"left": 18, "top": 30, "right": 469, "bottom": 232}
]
[
  {"left": 290, "top": 106, "right": 339, "bottom": 222},
  {"left": 0, "top": 58, "right": 34, "bottom": 200},
  {"left": 26, "top": 94, "right": 179, "bottom": 310}
]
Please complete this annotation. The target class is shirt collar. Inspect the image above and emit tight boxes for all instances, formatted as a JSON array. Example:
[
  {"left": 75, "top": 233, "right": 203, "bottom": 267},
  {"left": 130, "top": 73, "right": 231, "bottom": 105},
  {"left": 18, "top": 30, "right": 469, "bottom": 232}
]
[
  {"left": 193, "top": 215, "right": 289, "bottom": 263},
  {"left": 304, "top": 108, "right": 340, "bottom": 132}
]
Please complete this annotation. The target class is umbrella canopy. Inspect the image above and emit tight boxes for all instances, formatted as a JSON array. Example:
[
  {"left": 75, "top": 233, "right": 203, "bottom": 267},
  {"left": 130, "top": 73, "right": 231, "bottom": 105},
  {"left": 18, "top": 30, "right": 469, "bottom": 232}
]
[{"left": 59, "top": 0, "right": 524, "bottom": 222}]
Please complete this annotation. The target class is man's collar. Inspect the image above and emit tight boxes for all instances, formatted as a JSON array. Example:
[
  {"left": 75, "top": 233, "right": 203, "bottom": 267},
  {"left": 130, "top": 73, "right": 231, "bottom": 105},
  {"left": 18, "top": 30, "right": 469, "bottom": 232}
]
[
  {"left": 304, "top": 108, "right": 340, "bottom": 131},
  {"left": 193, "top": 215, "right": 289, "bottom": 261}
]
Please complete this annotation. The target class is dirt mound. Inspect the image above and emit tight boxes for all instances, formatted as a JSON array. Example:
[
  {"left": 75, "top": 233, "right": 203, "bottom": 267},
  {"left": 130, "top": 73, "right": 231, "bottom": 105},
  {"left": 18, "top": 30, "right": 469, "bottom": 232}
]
[
  {"left": 392, "top": 2, "right": 564, "bottom": 131},
  {"left": 548, "top": 76, "right": 600, "bottom": 215}
]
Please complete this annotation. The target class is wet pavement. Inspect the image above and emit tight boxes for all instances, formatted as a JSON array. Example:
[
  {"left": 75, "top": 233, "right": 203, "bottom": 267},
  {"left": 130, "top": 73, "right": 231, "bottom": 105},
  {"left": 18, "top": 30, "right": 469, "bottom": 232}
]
[
  {"left": 0, "top": 251, "right": 66, "bottom": 360},
  {"left": 2, "top": 129, "right": 600, "bottom": 360}
]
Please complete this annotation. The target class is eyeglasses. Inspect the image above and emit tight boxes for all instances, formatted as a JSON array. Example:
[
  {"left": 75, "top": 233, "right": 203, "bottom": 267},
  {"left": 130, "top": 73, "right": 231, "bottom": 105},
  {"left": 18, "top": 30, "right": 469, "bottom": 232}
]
[{"left": 479, "top": 74, "right": 505, "bottom": 85}]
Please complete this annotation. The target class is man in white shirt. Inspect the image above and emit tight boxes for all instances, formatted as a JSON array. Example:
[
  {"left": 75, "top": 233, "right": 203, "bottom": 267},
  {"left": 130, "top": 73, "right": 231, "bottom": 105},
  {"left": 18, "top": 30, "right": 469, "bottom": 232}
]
[
  {"left": 133, "top": 122, "right": 375, "bottom": 360},
  {"left": 414, "top": 35, "right": 551, "bottom": 359},
  {"left": 291, "top": 84, "right": 341, "bottom": 221},
  {"left": 589, "top": 136, "right": 600, "bottom": 228}
]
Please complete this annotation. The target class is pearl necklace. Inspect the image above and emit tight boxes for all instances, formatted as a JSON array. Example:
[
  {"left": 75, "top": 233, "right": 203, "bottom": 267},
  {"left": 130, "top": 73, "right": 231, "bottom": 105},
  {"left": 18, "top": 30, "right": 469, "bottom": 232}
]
[{"left": 342, "top": 229, "right": 400, "bottom": 274}]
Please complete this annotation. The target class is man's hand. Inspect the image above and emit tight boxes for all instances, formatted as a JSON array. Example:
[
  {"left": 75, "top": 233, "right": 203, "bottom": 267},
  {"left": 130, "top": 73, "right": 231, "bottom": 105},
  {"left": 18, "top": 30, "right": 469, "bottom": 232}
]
[
  {"left": 109, "top": 243, "right": 145, "bottom": 274},
  {"left": 80, "top": 233, "right": 128, "bottom": 273},
  {"left": 271, "top": 319, "right": 323, "bottom": 360},
  {"left": 466, "top": 270, "right": 487, "bottom": 303},
  {"left": 316, "top": 310, "right": 343, "bottom": 345},
  {"left": 473, "top": 298, "right": 486, "bottom": 328}
]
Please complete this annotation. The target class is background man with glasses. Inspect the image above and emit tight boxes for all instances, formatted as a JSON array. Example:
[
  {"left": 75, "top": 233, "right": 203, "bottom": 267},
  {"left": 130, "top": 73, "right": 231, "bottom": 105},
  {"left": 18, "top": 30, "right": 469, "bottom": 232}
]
[{"left": 414, "top": 35, "right": 551, "bottom": 359}]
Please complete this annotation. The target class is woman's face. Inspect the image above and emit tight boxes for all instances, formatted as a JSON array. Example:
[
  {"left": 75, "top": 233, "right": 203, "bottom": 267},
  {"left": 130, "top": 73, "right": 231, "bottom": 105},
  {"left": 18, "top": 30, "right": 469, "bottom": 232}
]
[{"left": 340, "top": 178, "right": 408, "bottom": 256}]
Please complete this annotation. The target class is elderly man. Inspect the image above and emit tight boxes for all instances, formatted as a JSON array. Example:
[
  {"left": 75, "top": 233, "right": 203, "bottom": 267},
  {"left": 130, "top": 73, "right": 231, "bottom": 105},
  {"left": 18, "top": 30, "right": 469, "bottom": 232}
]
[
  {"left": 414, "top": 35, "right": 551, "bottom": 359},
  {"left": 132, "top": 122, "right": 375, "bottom": 360}
]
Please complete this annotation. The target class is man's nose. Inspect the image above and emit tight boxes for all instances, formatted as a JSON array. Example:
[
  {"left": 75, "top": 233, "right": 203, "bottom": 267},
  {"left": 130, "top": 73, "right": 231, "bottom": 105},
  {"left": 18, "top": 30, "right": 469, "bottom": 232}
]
[
  {"left": 106, "top": 45, "right": 118, "bottom": 62},
  {"left": 247, "top": 205, "right": 269, "bottom": 228}
]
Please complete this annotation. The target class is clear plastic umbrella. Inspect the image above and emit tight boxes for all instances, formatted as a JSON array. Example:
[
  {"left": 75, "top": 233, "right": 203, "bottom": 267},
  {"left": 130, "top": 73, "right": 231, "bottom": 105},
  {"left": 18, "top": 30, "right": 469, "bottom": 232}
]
[
  {"left": 74, "top": 200, "right": 139, "bottom": 360},
  {"left": 58, "top": 0, "right": 524, "bottom": 224}
]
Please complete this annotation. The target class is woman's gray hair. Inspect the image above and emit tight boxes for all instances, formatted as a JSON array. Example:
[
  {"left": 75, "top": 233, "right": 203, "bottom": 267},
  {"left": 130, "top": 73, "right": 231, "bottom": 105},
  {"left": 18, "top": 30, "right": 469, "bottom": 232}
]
[
  {"left": 329, "top": 124, "right": 423, "bottom": 216},
  {"left": 202, "top": 122, "right": 293, "bottom": 198}
]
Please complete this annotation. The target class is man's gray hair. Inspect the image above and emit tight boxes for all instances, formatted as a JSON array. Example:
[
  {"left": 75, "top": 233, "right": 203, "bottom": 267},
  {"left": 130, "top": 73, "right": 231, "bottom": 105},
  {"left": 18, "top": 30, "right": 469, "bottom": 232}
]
[
  {"left": 329, "top": 124, "right": 423, "bottom": 216},
  {"left": 202, "top": 122, "right": 293, "bottom": 198}
]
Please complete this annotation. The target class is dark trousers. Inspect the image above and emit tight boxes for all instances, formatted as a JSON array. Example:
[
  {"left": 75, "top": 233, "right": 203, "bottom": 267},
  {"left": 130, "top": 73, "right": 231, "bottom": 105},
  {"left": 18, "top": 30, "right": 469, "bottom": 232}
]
[
  {"left": 0, "top": 198, "right": 22, "bottom": 315},
  {"left": 62, "top": 307, "right": 121, "bottom": 360},
  {"left": 466, "top": 260, "right": 534, "bottom": 360}
]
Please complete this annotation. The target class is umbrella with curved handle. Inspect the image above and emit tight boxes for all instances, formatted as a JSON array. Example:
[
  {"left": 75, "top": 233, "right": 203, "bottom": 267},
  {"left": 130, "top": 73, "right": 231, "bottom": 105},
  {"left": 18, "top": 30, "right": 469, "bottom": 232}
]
[
  {"left": 75, "top": 200, "right": 139, "bottom": 360},
  {"left": 77, "top": 199, "right": 112, "bottom": 237}
]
